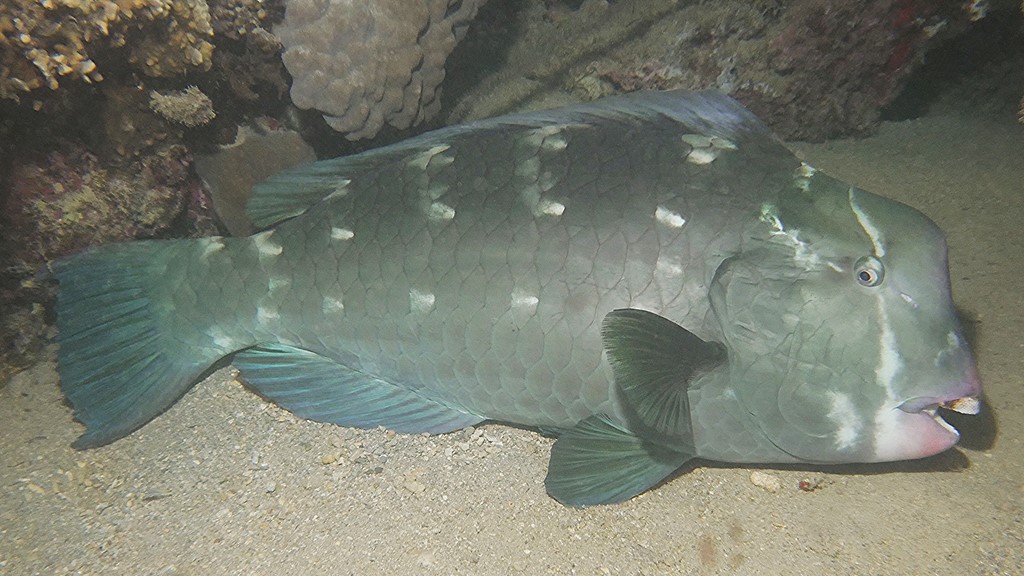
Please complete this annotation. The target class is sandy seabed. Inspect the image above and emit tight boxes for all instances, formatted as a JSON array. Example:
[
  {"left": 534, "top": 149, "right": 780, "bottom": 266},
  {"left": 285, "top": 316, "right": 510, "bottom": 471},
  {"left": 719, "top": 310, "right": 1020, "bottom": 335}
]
[{"left": 1, "top": 103, "right": 1022, "bottom": 575}]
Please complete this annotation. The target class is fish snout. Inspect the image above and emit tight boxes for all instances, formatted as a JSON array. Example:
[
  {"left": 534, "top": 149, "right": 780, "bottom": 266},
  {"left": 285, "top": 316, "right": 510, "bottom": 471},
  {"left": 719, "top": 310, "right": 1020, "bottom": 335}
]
[{"left": 876, "top": 369, "right": 982, "bottom": 462}]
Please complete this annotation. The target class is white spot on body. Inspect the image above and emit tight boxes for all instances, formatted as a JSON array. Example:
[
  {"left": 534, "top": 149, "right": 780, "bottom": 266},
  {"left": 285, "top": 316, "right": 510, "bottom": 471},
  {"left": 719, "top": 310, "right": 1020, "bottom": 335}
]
[
  {"left": 253, "top": 230, "right": 282, "bottom": 257},
  {"left": 511, "top": 292, "right": 540, "bottom": 311},
  {"left": 946, "top": 331, "right": 961, "bottom": 348},
  {"left": 326, "top": 179, "right": 352, "bottom": 199},
  {"left": 268, "top": 277, "right": 290, "bottom": 293},
  {"left": 827, "top": 392, "right": 861, "bottom": 449},
  {"left": 200, "top": 237, "right": 225, "bottom": 258},
  {"left": 759, "top": 203, "right": 784, "bottom": 233},
  {"left": 322, "top": 296, "right": 344, "bottom": 314},
  {"left": 875, "top": 304, "right": 902, "bottom": 397},
  {"left": 426, "top": 182, "right": 449, "bottom": 200},
  {"left": 709, "top": 136, "right": 737, "bottom": 150},
  {"left": 681, "top": 133, "right": 736, "bottom": 165},
  {"left": 900, "top": 292, "right": 917, "bottom": 307},
  {"left": 257, "top": 305, "right": 280, "bottom": 324},
  {"left": 758, "top": 203, "right": 820, "bottom": 268},
  {"left": 538, "top": 170, "right": 558, "bottom": 192},
  {"left": 516, "top": 153, "right": 564, "bottom": 217},
  {"left": 656, "top": 255, "right": 684, "bottom": 277},
  {"left": 686, "top": 148, "right": 719, "bottom": 165},
  {"left": 331, "top": 227, "right": 354, "bottom": 240},
  {"left": 515, "top": 156, "right": 541, "bottom": 179},
  {"left": 680, "top": 134, "right": 713, "bottom": 148},
  {"left": 408, "top": 144, "right": 453, "bottom": 170},
  {"left": 208, "top": 328, "right": 235, "bottom": 350},
  {"left": 797, "top": 162, "right": 817, "bottom": 179},
  {"left": 544, "top": 136, "right": 567, "bottom": 151},
  {"left": 410, "top": 289, "right": 435, "bottom": 314},
  {"left": 525, "top": 125, "right": 570, "bottom": 151},
  {"left": 428, "top": 202, "right": 456, "bottom": 221},
  {"left": 827, "top": 261, "right": 844, "bottom": 273},
  {"left": 655, "top": 206, "right": 686, "bottom": 228},
  {"left": 538, "top": 200, "right": 565, "bottom": 217}
]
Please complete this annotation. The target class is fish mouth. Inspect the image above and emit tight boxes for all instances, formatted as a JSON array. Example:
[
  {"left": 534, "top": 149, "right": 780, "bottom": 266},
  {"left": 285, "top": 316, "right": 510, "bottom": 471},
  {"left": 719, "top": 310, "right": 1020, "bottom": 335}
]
[{"left": 897, "top": 395, "right": 981, "bottom": 435}]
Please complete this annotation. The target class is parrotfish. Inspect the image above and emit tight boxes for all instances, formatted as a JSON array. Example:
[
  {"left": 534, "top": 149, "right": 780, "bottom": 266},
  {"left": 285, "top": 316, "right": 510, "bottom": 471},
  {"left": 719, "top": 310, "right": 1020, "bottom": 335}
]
[{"left": 54, "top": 90, "right": 981, "bottom": 506}]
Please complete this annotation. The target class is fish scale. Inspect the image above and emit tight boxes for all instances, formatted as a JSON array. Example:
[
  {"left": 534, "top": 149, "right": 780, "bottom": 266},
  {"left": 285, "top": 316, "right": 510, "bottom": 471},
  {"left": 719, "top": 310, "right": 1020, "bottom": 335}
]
[{"left": 53, "top": 90, "right": 981, "bottom": 506}]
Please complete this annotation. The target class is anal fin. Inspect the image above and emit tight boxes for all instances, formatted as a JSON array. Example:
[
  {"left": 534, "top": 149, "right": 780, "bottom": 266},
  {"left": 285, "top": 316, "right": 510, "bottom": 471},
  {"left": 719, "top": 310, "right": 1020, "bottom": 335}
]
[
  {"left": 234, "top": 344, "right": 482, "bottom": 434},
  {"left": 544, "top": 414, "right": 694, "bottom": 506}
]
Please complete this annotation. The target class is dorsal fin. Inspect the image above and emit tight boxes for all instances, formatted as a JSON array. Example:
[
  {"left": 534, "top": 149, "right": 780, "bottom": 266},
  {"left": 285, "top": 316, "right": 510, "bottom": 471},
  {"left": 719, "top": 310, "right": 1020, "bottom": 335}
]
[{"left": 246, "top": 90, "right": 785, "bottom": 229}]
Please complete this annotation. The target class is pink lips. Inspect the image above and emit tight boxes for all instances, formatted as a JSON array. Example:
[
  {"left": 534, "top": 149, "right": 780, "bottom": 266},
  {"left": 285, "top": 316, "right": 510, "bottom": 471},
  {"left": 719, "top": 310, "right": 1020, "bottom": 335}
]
[{"left": 878, "top": 372, "right": 981, "bottom": 462}]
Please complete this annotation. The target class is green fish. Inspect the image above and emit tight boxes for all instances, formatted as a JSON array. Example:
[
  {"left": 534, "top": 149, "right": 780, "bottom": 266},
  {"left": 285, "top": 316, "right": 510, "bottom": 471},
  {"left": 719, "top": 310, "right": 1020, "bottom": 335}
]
[{"left": 54, "top": 90, "right": 981, "bottom": 506}]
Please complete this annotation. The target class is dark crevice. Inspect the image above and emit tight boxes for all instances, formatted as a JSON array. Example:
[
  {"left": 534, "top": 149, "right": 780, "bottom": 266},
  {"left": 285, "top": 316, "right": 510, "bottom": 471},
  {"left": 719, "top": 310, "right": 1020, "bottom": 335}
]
[{"left": 883, "top": 12, "right": 1024, "bottom": 120}]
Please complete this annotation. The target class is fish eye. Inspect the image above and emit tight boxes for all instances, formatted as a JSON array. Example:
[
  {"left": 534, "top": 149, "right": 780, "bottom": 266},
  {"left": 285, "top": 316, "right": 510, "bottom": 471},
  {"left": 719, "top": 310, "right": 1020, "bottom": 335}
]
[{"left": 854, "top": 255, "right": 884, "bottom": 287}]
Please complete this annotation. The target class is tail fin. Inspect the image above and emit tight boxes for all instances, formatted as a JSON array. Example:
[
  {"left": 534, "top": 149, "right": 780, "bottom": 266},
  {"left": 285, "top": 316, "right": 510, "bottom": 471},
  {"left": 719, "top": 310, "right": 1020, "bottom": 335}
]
[{"left": 54, "top": 240, "right": 227, "bottom": 449}]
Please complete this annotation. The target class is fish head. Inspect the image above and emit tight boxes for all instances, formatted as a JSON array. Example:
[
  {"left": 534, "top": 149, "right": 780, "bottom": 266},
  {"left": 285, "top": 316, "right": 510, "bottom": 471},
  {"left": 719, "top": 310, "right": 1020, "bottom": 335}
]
[{"left": 708, "top": 170, "right": 980, "bottom": 464}]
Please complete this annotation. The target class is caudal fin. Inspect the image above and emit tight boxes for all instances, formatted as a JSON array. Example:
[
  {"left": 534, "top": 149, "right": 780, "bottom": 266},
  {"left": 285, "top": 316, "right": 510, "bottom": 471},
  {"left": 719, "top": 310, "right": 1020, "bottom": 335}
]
[{"left": 53, "top": 241, "right": 227, "bottom": 449}]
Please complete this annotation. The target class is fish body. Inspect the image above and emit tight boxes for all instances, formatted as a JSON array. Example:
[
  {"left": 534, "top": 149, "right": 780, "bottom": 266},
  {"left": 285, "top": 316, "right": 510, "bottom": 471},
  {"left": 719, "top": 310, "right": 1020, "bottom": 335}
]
[{"left": 54, "top": 91, "right": 981, "bottom": 505}]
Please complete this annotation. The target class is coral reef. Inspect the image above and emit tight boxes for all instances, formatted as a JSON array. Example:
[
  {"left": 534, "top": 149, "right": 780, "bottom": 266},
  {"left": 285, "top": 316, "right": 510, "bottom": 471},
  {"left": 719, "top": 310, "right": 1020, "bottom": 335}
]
[
  {"left": 275, "top": 0, "right": 487, "bottom": 140},
  {"left": 446, "top": 0, "right": 975, "bottom": 140},
  {"left": 1, "top": 142, "right": 194, "bottom": 271},
  {"left": 0, "top": 0, "right": 215, "bottom": 101}
]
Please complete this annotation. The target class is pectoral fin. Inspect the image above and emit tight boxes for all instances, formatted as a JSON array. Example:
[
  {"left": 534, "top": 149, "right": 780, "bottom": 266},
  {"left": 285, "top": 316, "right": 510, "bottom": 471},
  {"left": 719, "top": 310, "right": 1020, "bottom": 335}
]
[
  {"left": 601, "top": 308, "right": 725, "bottom": 445},
  {"left": 544, "top": 414, "right": 694, "bottom": 507}
]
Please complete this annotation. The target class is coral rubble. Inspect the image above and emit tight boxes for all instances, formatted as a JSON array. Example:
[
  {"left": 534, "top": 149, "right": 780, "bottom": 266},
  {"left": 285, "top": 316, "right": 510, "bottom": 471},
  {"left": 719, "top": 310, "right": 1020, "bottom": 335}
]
[
  {"left": 0, "top": 0, "right": 215, "bottom": 101},
  {"left": 275, "top": 0, "right": 488, "bottom": 140}
]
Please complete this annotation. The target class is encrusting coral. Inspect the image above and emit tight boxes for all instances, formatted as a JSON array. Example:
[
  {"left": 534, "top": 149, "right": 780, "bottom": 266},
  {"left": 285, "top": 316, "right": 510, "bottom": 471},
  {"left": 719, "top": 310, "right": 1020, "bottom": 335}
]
[
  {"left": 275, "top": 0, "right": 487, "bottom": 140},
  {"left": 149, "top": 85, "right": 216, "bottom": 127},
  {"left": 0, "top": 0, "right": 214, "bottom": 101}
]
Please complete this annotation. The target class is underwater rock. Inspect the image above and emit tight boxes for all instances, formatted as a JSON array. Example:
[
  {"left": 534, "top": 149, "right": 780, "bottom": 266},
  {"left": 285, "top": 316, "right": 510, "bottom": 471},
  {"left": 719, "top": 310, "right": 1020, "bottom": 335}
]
[
  {"left": 194, "top": 120, "right": 316, "bottom": 236},
  {"left": 1, "top": 142, "right": 194, "bottom": 270},
  {"left": 447, "top": 0, "right": 974, "bottom": 140},
  {"left": 274, "top": 0, "right": 487, "bottom": 140}
]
